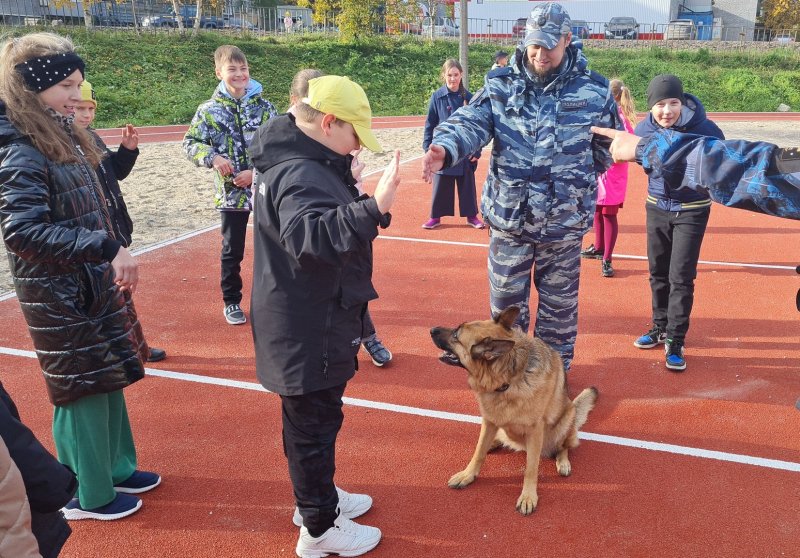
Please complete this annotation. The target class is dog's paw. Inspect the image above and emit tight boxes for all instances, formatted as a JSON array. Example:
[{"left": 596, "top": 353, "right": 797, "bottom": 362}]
[
  {"left": 448, "top": 470, "right": 476, "bottom": 489},
  {"left": 556, "top": 458, "right": 572, "bottom": 477},
  {"left": 515, "top": 492, "right": 538, "bottom": 515}
]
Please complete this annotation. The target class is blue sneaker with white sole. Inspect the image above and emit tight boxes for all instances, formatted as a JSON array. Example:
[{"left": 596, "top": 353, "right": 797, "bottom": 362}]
[
  {"left": 115, "top": 470, "right": 161, "bottom": 494},
  {"left": 62, "top": 493, "right": 142, "bottom": 521}
]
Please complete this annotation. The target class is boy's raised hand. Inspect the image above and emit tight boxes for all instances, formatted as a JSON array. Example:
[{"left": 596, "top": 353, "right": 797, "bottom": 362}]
[
  {"left": 374, "top": 150, "right": 401, "bottom": 214},
  {"left": 121, "top": 124, "right": 139, "bottom": 151}
]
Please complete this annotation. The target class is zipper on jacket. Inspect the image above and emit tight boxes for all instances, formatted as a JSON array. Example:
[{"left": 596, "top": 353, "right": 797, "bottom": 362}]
[{"left": 320, "top": 267, "right": 343, "bottom": 380}]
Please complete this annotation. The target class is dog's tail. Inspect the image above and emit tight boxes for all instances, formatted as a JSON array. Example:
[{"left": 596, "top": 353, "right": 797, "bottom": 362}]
[{"left": 573, "top": 387, "right": 599, "bottom": 430}]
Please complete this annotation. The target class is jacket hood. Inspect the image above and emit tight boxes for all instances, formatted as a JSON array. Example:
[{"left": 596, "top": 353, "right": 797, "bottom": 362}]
[
  {"left": 250, "top": 113, "right": 348, "bottom": 175},
  {"left": 637, "top": 92, "right": 709, "bottom": 135},
  {"left": 0, "top": 102, "right": 26, "bottom": 148},
  {"left": 213, "top": 78, "right": 264, "bottom": 103}
]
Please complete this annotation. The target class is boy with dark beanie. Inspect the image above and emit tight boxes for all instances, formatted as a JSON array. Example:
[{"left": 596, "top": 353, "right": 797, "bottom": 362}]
[{"left": 632, "top": 74, "right": 724, "bottom": 371}]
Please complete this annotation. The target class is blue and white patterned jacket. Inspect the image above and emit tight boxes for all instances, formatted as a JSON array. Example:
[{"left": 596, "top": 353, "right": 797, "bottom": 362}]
[
  {"left": 639, "top": 129, "right": 800, "bottom": 220},
  {"left": 432, "top": 43, "right": 618, "bottom": 242}
]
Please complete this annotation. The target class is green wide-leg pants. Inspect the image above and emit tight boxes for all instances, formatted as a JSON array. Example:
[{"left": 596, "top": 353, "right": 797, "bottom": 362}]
[{"left": 53, "top": 390, "right": 137, "bottom": 509}]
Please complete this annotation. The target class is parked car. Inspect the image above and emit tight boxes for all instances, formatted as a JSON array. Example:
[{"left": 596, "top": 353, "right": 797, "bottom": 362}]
[
  {"left": 422, "top": 16, "right": 458, "bottom": 37},
  {"left": 772, "top": 31, "right": 797, "bottom": 44},
  {"left": 604, "top": 16, "right": 639, "bottom": 40},
  {"left": 512, "top": 17, "right": 527, "bottom": 39},
  {"left": 571, "top": 20, "right": 590, "bottom": 39},
  {"left": 665, "top": 19, "right": 697, "bottom": 40},
  {"left": 142, "top": 5, "right": 223, "bottom": 29},
  {"left": 226, "top": 18, "right": 256, "bottom": 31}
]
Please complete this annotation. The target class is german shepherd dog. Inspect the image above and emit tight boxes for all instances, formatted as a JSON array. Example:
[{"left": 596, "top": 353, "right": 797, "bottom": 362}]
[{"left": 430, "top": 306, "right": 598, "bottom": 515}]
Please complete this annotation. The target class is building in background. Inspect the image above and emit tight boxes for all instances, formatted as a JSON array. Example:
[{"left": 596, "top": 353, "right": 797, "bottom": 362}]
[{"left": 453, "top": 0, "right": 761, "bottom": 40}]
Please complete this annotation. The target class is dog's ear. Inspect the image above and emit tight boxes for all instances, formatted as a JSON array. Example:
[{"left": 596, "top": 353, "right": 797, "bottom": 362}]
[
  {"left": 494, "top": 306, "right": 521, "bottom": 330},
  {"left": 471, "top": 337, "right": 515, "bottom": 362}
]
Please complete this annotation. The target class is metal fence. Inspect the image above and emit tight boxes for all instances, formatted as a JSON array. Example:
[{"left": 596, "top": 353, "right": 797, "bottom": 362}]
[{"left": 0, "top": 3, "right": 797, "bottom": 49}]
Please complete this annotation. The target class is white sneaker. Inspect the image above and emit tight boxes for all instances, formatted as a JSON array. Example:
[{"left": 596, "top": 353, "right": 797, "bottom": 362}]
[
  {"left": 295, "top": 514, "right": 381, "bottom": 558},
  {"left": 293, "top": 486, "right": 372, "bottom": 527}
]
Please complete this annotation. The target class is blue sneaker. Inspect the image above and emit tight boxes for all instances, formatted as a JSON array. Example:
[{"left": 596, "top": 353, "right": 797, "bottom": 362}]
[
  {"left": 363, "top": 338, "right": 392, "bottom": 367},
  {"left": 634, "top": 325, "right": 667, "bottom": 349},
  {"left": 665, "top": 338, "right": 687, "bottom": 372},
  {"left": 62, "top": 493, "right": 142, "bottom": 521},
  {"left": 115, "top": 470, "right": 161, "bottom": 494}
]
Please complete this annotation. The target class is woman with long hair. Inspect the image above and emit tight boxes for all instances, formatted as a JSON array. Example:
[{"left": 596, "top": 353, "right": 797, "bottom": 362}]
[
  {"left": 0, "top": 32, "right": 159, "bottom": 521},
  {"left": 421, "top": 58, "right": 483, "bottom": 230}
]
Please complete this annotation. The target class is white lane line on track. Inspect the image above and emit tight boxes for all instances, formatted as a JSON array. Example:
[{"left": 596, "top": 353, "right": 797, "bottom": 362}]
[
  {"left": 374, "top": 235, "right": 798, "bottom": 271},
  {"left": 0, "top": 345, "right": 797, "bottom": 473}
]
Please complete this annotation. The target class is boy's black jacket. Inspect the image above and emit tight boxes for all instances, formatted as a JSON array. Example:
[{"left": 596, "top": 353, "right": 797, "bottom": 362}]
[{"left": 249, "top": 114, "right": 389, "bottom": 395}]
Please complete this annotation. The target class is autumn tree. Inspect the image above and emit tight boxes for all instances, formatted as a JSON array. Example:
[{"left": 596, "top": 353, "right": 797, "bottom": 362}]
[{"left": 762, "top": 0, "right": 800, "bottom": 30}]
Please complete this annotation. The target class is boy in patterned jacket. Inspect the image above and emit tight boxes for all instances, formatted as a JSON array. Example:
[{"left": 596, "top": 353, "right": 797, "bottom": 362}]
[{"left": 183, "top": 45, "right": 277, "bottom": 325}]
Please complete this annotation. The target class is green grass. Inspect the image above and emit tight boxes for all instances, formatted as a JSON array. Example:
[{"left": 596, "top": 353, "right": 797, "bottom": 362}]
[{"left": 6, "top": 29, "right": 798, "bottom": 127}]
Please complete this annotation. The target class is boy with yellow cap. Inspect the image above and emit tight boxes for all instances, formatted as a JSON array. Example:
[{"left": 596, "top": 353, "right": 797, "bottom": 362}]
[
  {"left": 249, "top": 75, "right": 400, "bottom": 558},
  {"left": 74, "top": 80, "right": 166, "bottom": 363}
]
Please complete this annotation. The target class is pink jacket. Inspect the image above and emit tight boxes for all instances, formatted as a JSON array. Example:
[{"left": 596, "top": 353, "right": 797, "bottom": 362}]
[{"left": 596, "top": 107, "right": 634, "bottom": 206}]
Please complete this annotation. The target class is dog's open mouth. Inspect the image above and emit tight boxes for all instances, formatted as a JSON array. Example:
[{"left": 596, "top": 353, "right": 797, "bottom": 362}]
[{"left": 439, "top": 350, "right": 464, "bottom": 368}]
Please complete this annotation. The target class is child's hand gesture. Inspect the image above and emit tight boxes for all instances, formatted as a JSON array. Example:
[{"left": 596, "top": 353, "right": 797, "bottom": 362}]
[
  {"left": 350, "top": 148, "right": 365, "bottom": 183},
  {"left": 120, "top": 124, "right": 139, "bottom": 151},
  {"left": 373, "top": 150, "right": 400, "bottom": 214}
]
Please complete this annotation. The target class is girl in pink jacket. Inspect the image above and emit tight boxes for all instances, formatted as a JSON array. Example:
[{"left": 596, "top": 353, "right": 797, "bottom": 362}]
[{"left": 581, "top": 79, "right": 637, "bottom": 277}]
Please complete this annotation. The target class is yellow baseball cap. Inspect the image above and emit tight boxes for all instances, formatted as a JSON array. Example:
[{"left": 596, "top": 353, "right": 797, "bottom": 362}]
[
  {"left": 79, "top": 80, "right": 97, "bottom": 107},
  {"left": 302, "top": 75, "right": 382, "bottom": 153}
]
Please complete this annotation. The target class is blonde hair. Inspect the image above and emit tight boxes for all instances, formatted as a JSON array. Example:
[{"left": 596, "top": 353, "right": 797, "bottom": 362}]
[
  {"left": 0, "top": 32, "right": 102, "bottom": 166},
  {"left": 610, "top": 78, "right": 637, "bottom": 127},
  {"left": 214, "top": 45, "right": 247, "bottom": 68}
]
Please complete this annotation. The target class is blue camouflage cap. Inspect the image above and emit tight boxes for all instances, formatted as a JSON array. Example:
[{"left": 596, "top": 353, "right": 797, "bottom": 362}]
[{"left": 524, "top": 2, "right": 572, "bottom": 49}]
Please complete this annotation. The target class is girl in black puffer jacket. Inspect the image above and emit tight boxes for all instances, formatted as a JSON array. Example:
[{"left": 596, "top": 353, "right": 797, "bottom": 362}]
[{"left": 0, "top": 32, "right": 160, "bottom": 522}]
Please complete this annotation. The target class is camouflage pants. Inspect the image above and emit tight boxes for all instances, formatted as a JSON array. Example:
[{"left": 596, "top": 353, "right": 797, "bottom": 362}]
[{"left": 488, "top": 228, "right": 582, "bottom": 369}]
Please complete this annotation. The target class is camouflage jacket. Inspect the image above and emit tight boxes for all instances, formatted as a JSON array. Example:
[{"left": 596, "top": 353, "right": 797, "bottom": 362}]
[
  {"left": 183, "top": 79, "right": 277, "bottom": 210},
  {"left": 640, "top": 129, "right": 800, "bottom": 220},
  {"left": 432, "top": 44, "right": 618, "bottom": 241}
]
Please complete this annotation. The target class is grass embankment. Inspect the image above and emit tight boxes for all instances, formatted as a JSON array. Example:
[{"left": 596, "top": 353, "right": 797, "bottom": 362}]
[{"left": 7, "top": 30, "right": 798, "bottom": 127}]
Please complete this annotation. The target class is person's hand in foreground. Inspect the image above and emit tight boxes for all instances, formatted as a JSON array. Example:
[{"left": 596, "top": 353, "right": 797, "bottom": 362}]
[
  {"left": 111, "top": 246, "right": 138, "bottom": 293},
  {"left": 421, "top": 144, "right": 446, "bottom": 183},
  {"left": 373, "top": 150, "right": 401, "bottom": 214},
  {"left": 591, "top": 126, "right": 644, "bottom": 163}
]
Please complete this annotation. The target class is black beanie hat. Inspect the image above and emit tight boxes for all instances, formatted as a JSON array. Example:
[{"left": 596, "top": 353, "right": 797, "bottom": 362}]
[{"left": 646, "top": 74, "right": 684, "bottom": 109}]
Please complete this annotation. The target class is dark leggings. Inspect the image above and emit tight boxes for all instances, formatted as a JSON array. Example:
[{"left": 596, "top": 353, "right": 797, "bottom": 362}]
[{"left": 593, "top": 210, "right": 619, "bottom": 261}]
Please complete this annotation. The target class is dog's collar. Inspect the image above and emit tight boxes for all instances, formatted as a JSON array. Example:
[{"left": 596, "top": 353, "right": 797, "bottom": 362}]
[{"left": 495, "top": 383, "right": 510, "bottom": 393}]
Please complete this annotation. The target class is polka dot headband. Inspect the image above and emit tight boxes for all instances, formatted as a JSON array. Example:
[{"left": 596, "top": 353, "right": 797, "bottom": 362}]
[{"left": 14, "top": 52, "right": 85, "bottom": 93}]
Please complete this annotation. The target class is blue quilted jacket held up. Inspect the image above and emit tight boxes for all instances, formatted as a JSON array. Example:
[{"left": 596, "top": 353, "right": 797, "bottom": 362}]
[
  {"left": 431, "top": 43, "right": 619, "bottom": 242},
  {"left": 638, "top": 129, "right": 800, "bottom": 221}
]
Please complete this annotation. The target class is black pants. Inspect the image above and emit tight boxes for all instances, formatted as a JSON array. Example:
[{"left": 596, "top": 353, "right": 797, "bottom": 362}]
[
  {"left": 220, "top": 211, "right": 250, "bottom": 306},
  {"left": 362, "top": 308, "right": 376, "bottom": 342},
  {"left": 645, "top": 204, "right": 710, "bottom": 341},
  {"left": 281, "top": 383, "right": 346, "bottom": 536},
  {"left": 430, "top": 170, "right": 478, "bottom": 218}
]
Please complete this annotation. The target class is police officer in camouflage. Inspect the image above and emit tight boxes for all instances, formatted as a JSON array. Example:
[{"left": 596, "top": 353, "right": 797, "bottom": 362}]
[{"left": 422, "top": 2, "right": 619, "bottom": 370}]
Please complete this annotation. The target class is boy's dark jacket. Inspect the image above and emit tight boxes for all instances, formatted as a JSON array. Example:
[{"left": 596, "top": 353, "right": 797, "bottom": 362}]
[
  {"left": 634, "top": 93, "right": 725, "bottom": 211},
  {"left": 89, "top": 129, "right": 136, "bottom": 246},
  {"left": 0, "top": 381, "right": 76, "bottom": 558},
  {"left": 249, "top": 114, "right": 389, "bottom": 395}
]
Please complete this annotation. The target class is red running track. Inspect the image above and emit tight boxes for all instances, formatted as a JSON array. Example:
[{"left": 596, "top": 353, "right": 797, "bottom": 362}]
[
  {"left": 0, "top": 120, "right": 798, "bottom": 558},
  {"left": 96, "top": 112, "right": 800, "bottom": 144}
]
